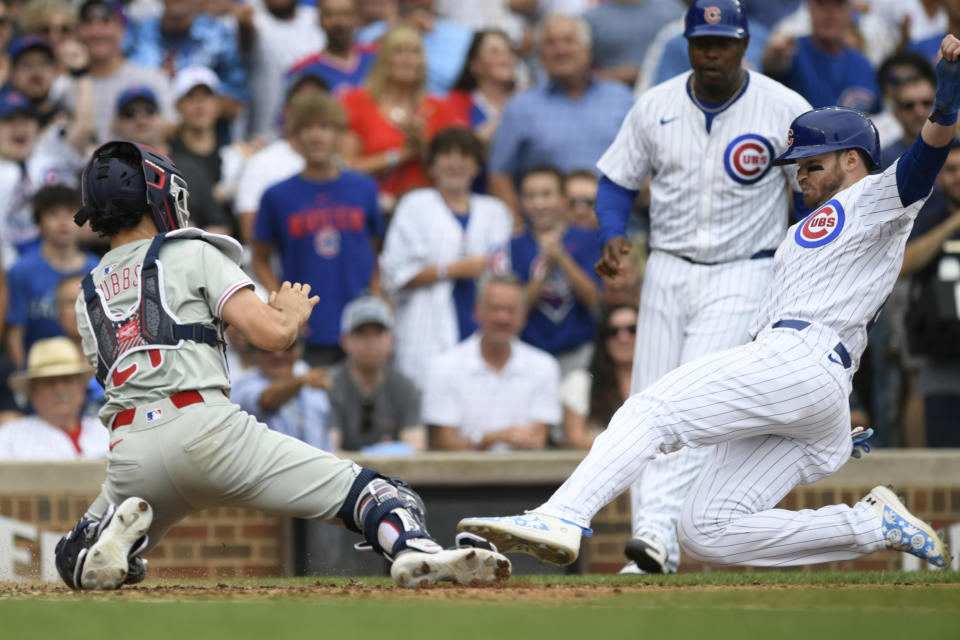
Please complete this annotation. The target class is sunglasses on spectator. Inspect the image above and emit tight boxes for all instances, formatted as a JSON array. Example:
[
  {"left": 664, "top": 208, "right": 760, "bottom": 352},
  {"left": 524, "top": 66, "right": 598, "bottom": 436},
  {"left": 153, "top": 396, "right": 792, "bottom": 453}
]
[
  {"left": 569, "top": 197, "right": 595, "bottom": 208},
  {"left": 896, "top": 98, "right": 934, "bottom": 111},
  {"left": 604, "top": 324, "right": 637, "bottom": 338},
  {"left": 119, "top": 103, "right": 158, "bottom": 119}
]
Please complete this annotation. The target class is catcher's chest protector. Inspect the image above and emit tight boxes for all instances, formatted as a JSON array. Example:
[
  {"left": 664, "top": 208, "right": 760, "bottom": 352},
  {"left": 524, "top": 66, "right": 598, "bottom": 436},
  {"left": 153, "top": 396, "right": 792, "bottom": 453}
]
[{"left": 81, "top": 232, "right": 220, "bottom": 387}]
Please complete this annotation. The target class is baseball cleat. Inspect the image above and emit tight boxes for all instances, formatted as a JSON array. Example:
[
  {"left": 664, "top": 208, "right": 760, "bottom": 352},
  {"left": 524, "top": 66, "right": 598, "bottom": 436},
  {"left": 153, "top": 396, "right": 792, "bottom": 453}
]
[
  {"left": 391, "top": 547, "right": 511, "bottom": 587},
  {"left": 456, "top": 512, "right": 582, "bottom": 566},
  {"left": 623, "top": 535, "right": 668, "bottom": 574},
  {"left": 80, "top": 497, "right": 153, "bottom": 590},
  {"left": 618, "top": 561, "right": 647, "bottom": 575},
  {"left": 861, "top": 486, "right": 950, "bottom": 569}
]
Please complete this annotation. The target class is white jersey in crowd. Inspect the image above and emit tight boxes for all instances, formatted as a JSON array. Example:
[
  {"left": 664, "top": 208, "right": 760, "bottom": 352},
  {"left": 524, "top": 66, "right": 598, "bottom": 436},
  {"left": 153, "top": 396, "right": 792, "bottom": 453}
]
[
  {"left": 751, "top": 158, "right": 926, "bottom": 373},
  {"left": 598, "top": 71, "right": 812, "bottom": 263},
  {"left": 234, "top": 139, "right": 305, "bottom": 215},
  {"left": 0, "top": 415, "right": 108, "bottom": 460},
  {"left": 379, "top": 188, "right": 513, "bottom": 383},
  {"left": 248, "top": 4, "right": 325, "bottom": 139}
]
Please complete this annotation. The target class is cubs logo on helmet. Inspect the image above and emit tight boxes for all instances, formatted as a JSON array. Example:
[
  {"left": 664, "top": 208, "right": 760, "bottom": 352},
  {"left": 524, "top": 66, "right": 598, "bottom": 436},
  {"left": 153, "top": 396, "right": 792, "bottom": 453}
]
[
  {"left": 786, "top": 129, "right": 794, "bottom": 148},
  {"left": 723, "top": 134, "right": 774, "bottom": 185},
  {"left": 795, "top": 199, "right": 845, "bottom": 248},
  {"left": 704, "top": 6, "right": 721, "bottom": 23}
]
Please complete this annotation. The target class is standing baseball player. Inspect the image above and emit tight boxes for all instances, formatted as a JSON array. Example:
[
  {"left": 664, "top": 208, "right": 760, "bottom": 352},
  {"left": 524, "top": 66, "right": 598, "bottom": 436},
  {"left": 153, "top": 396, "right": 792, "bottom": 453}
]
[
  {"left": 52, "top": 141, "right": 511, "bottom": 590},
  {"left": 592, "top": 0, "right": 812, "bottom": 574},
  {"left": 457, "top": 34, "right": 960, "bottom": 574}
]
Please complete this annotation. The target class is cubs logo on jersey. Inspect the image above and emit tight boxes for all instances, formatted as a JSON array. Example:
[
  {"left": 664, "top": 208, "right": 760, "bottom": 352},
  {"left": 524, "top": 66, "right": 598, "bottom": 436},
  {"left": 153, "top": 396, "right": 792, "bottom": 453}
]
[
  {"left": 314, "top": 228, "right": 341, "bottom": 258},
  {"left": 724, "top": 134, "right": 774, "bottom": 185},
  {"left": 795, "top": 199, "right": 845, "bottom": 248}
]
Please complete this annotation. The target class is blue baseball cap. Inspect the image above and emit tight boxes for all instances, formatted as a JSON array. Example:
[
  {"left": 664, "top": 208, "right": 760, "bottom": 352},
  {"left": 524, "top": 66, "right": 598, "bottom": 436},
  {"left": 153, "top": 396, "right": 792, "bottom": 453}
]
[
  {"left": 0, "top": 89, "right": 37, "bottom": 120},
  {"left": 116, "top": 85, "right": 158, "bottom": 114},
  {"left": 8, "top": 36, "right": 55, "bottom": 63},
  {"left": 285, "top": 65, "right": 329, "bottom": 98}
]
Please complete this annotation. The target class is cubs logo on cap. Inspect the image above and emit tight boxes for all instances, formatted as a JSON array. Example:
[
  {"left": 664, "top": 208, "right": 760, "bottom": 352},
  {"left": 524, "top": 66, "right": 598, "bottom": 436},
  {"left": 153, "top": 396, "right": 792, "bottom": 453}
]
[
  {"left": 795, "top": 199, "right": 845, "bottom": 248},
  {"left": 705, "top": 6, "right": 722, "bottom": 23},
  {"left": 786, "top": 128, "right": 794, "bottom": 147},
  {"left": 724, "top": 134, "right": 774, "bottom": 185}
]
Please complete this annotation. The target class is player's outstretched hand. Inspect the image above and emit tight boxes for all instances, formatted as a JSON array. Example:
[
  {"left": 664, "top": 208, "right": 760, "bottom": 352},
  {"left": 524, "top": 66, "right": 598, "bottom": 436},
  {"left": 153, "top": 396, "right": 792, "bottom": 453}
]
[
  {"left": 270, "top": 281, "right": 320, "bottom": 324},
  {"left": 595, "top": 236, "right": 632, "bottom": 278},
  {"left": 939, "top": 33, "right": 960, "bottom": 63}
]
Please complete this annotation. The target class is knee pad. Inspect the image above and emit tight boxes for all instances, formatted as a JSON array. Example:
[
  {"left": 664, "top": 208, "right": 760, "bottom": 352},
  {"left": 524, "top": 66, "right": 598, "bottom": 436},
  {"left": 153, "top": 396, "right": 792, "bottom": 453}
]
[
  {"left": 54, "top": 503, "right": 149, "bottom": 590},
  {"left": 335, "top": 467, "right": 441, "bottom": 560}
]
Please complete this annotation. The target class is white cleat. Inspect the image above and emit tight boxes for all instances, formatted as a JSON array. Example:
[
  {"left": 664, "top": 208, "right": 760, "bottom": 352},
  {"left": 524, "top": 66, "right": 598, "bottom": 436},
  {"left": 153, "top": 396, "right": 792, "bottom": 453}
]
[
  {"left": 457, "top": 512, "right": 582, "bottom": 566},
  {"left": 81, "top": 497, "right": 153, "bottom": 590},
  {"left": 391, "top": 547, "right": 511, "bottom": 587},
  {"left": 861, "top": 486, "right": 950, "bottom": 569},
  {"left": 618, "top": 561, "right": 647, "bottom": 575}
]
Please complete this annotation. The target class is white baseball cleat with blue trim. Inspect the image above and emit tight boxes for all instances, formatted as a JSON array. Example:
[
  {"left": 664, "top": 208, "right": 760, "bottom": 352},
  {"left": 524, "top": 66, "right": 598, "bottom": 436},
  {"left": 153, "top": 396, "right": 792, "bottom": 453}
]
[
  {"left": 80, "top": 497, "right": 153, "bottom": 590},
  {"left": 862, "top": 486, "right": 950, "bottom": 568},
  {"left": 456, "top": 512, "right": 583, "bottom": 566},
  {"left": 390, "top": 534, "right": 511, "bottom": 587}
]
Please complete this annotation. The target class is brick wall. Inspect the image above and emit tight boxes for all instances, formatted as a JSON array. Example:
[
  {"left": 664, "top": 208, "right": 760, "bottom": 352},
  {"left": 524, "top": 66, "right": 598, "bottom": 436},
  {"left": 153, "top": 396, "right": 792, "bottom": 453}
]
[
  {"left": 0, "top": 496, "right": 286, "bottom": 581},
  {"left": 584, "top": 485, "right": 960, "bottom": 573}
]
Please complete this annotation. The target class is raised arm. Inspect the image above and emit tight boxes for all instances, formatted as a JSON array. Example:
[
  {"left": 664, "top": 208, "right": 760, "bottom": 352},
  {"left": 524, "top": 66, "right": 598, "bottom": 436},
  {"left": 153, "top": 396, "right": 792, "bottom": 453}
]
[{"left": 221, "top": 282, "right": 318, "bottom": 352}]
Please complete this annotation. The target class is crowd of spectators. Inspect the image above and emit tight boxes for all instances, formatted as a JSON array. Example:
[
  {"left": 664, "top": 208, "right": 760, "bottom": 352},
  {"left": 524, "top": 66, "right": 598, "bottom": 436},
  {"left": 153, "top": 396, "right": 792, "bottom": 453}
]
[{"left": 0, "top": 0, "right": 957, "bottom": 461}]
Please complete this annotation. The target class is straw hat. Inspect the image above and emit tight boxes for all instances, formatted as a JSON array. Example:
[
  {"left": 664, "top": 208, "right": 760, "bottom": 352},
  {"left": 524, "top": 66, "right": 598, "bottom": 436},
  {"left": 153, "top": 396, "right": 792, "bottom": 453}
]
[{"left": 9, "top": 337, "right": 94, "bottom": 394}]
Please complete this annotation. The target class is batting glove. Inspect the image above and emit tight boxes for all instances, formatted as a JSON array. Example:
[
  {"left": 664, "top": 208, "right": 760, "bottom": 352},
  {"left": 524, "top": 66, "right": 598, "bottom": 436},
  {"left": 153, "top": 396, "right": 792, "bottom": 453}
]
[
  {"left": 931, "top": 58, "right": 960, "bottom": 125},
  {"left": 850, "top": 426, "right": 874, "bottom": 459}
]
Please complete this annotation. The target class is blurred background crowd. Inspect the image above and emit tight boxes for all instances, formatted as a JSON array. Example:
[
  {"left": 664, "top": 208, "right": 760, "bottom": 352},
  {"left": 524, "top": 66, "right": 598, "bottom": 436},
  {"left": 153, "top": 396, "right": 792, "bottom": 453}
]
[{"left": 0, "top": 0, "right": 957, "bottom": 462}]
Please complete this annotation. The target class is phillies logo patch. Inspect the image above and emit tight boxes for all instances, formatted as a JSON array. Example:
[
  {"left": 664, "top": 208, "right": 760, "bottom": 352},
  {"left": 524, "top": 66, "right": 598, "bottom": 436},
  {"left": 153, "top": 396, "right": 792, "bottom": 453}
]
[
  {"left": 724, "top": 134, "right": 774, "bottom": 185},
  {"left": 704, "top": 6, "right": 721, "bottom": 23},
  {"left": 795, "top": 199, "right": 845, "bottom": 248}
]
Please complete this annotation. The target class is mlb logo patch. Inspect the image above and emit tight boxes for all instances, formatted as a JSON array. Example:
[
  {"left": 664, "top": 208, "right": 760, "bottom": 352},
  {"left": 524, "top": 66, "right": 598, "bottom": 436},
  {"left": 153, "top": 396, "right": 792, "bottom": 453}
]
[
  {"left": 103, "top": 263, "right": 117, "bottom": 276},
  {"left": 146, "top": 408, "right": 163, "bottom": 422}
]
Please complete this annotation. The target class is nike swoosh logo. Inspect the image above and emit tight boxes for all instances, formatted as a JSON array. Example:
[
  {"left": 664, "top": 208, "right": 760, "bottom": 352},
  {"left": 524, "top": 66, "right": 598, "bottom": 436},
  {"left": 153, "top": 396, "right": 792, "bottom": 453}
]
[
  {"left": 660, "top": 116, "right": 678, "bottom": 125},
  {"left": 827, "top": 355, "right": 842, "bottom": 365},
  {"left": 110, "top": 439, "right": 123, "bottom": 451}
]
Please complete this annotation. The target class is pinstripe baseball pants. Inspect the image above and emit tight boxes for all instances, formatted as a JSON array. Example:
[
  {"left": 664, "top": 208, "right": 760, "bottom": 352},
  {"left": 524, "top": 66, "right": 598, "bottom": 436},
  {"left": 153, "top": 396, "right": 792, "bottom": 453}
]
[{"left": 537, "top": 325, "right": 886, "bottom": 566}]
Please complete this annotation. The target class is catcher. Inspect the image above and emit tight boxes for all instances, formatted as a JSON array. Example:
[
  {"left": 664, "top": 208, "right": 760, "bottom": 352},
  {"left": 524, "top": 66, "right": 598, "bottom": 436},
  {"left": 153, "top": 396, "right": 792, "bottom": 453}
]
[{"left": 53, "top": 141, "right": 510, "bottom": 590}]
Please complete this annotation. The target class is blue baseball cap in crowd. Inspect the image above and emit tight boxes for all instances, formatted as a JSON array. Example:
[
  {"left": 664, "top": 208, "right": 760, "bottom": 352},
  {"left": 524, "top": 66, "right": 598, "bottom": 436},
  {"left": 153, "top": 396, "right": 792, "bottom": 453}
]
[
  {"left": 0, "top": 89, "right": 37, "bottom": 120},
  {"left": 116, "top": 85, "right": 158, "bottom": 114},
  {"left": 285, "top": 65, "right": 329, "bottom": 98},
  {"left": 8, "top": 36, "right": 56, "bottom": 63}
]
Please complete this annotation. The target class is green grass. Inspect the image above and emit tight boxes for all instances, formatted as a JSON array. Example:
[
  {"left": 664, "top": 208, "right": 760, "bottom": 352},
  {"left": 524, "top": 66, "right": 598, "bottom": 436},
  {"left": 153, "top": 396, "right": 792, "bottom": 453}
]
[{"left": 2, "top": 572, "right": 959, "bottom": 640}]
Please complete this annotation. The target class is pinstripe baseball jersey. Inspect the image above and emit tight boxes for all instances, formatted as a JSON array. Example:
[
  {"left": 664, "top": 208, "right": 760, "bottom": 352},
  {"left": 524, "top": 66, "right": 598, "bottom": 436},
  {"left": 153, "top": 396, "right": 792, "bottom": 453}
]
[
  {"left": 597, "top": 71, "right": 812, "bottom": 263},
  {"left": 751, "top": 159, "right": 927, "bottom": 373}
]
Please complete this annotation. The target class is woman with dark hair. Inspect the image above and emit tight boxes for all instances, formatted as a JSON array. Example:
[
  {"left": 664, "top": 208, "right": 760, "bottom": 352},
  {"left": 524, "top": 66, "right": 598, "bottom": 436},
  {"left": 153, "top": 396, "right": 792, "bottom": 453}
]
[
  {"left": 561, "top": 304, "right": 637, "bottom": 450},
  {"left": 445, "top": 29, "right": 516, "bottom": 146}
]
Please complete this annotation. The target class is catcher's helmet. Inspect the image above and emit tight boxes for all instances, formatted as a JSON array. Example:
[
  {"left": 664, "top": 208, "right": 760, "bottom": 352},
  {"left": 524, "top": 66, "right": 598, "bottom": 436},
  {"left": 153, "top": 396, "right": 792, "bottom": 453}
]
[
  {"left": 772, "top": 107, "right": 881, "bottom": 170},
  {"left": 77, "top": 141, "right": 190, "bottom": 234},
  {"left": 684, "top": 0, "right": 749, "bottom": 40}
]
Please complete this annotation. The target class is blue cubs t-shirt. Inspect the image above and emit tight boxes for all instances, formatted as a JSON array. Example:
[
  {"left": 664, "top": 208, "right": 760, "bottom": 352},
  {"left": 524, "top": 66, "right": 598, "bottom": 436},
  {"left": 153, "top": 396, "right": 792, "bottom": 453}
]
[
  {"left": 786, "top": 36, "right": 880, "bottom": 113},
  {"left": 291, "top": 49, "right": 377, "bottom": 94},
  {"left": 6, "top": 250, "right": 100, "bottom": 352},
  {"left": 255, "top": 170, "right": 384, "bottom": 347},
  {"left": 510, "top": 226, "right": 602, "bottom": 354}
]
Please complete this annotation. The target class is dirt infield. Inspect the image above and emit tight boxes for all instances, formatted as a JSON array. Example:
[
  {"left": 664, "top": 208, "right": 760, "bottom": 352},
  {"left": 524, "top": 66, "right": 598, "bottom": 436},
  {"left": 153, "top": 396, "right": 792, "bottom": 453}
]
[{"left": 3, "top": 579, "right": 959, "bottom": 601}]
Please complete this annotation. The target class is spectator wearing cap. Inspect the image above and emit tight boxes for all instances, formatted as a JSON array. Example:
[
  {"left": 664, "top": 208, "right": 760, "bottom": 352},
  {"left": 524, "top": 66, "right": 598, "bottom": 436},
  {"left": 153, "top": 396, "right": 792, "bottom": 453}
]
[
  {"left": 234, "top": 68, "right": 328, "bottom": 243},
  {"left": 0, "top": 85, "right": 88, "bottom": 266},
  {"left": 125, "top": 0, "right": 248, "bottom": 123},
  {"left": 111, "top": 85, "right": 166, "bottom": 149},
  {"left": 19, "top": 0, "right": 78, "bottom": 59},
  {"left": 422, "top": 273, "right": 560, "bottom": 451},
  {"left": 238, "top": 0, "right": 326, "bottom": 140},
  {"left": 167, "top": 66, "right": 238, "bottom": 237},
  {"left": 69, "top": 0, "right": 175, "bottom": 145},
  {"left": 487, "top": 14, "right": 633, "bottom": 223},
  {"left": 287, "top": 0, "right": 377, "bottom": 97},
  {"left": 253, "top": 92, "right": 384, "bottom": 366},
  {"left": 339, "top": 25, "right": 462, "bottom": 213},
  {"left": 327, "top": 295, "right": 424, "bottom": 453},
  {"left": 762, "top": 0, "right": 880, "bottom": 112},
  {"left": 5, "top": 185, "right": 99, "bottom": 369},
  {"left": 231, "top": 338, "right": 335, "bottom": 451},
  {"left": 380, "top": 128, "right": 512, "bottom": 383},
  {"left": 0, "top": 337, "right": 109, "bottom": 460}
]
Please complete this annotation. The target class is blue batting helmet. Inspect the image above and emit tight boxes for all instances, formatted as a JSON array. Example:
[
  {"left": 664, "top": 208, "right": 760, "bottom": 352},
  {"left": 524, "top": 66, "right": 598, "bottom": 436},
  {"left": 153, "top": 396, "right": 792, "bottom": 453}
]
[
  {"left": 684, "top": 0, "right": 749, "bottom": 40},
  {"left": 772, "top": 107, "right": 881, "bottom": 170},
  {"left": 77, "top": 141, "right": 191, "bottom": 234}
]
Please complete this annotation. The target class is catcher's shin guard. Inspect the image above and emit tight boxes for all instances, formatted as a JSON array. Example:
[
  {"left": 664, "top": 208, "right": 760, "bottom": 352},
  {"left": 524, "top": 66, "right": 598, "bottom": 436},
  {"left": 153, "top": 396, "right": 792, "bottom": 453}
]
[{"left": 336, "top": 467, "right": 442, "bottom": 560}]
